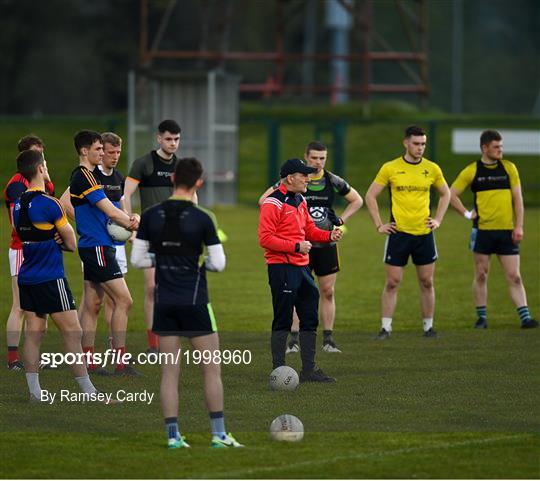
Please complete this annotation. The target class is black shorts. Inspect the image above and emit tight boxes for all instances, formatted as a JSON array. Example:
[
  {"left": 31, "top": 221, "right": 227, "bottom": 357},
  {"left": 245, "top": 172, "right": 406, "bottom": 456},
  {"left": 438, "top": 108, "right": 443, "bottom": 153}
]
[
  {"left": 309, "top": 244, "right": 340, "bottom": 277},
  {"left": 79, "top": 246, "right": 123, "bottom": 283},
  {"left": 153, "top": 303, "right": 217, "bottom": 338},
  {"left": 19, "top": 278, "right": 76, "bottom": 314},
  {"left": 470, "top": 229, "right": 519, "bottom": 255},
  {"left": 384, "top": 231, "right": 437, "bottom": 266}
]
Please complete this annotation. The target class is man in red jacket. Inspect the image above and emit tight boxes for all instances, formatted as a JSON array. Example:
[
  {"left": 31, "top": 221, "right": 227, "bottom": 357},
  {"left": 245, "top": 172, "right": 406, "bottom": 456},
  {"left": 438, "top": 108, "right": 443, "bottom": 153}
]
[{"left": 259, "top": 158, "right": 343, "bottom": 382}]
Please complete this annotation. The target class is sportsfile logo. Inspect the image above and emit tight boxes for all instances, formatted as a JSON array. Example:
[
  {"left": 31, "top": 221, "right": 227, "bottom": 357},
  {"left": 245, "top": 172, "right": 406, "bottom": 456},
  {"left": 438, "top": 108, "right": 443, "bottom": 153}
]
[
  {"left": 40, "top": 348, "right": 252, "bottom": 368},
  {"left": 40, "top": 348, "right": 182, "bottom": 368}
]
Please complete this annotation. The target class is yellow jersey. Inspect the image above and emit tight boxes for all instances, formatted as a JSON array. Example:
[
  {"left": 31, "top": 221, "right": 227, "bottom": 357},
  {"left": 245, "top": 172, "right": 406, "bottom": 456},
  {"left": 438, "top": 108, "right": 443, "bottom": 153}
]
[
  {"left": 451, "top": 159, "right": 520, "bottom": 230},
  {"left": 374, "top": 156, "right": 447, "bottom": 235}
]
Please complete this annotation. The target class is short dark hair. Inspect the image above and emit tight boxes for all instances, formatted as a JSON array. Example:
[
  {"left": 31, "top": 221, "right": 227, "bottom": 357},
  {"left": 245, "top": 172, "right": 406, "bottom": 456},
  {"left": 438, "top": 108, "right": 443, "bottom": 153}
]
[
  {"left": 17, "top": 135, "right": 44, "bottom": 152},
  {"left": 174, "top": 157, "right": 203, "bottom": 189},
  {"left": 404, "top": 125, "right": 426, "bottom": 138},
  {"left": 101, "top": 132, "right": 122, "bottom": 146},
  {"left": 305, "top": 141, "right": 327, "bottom": 155},
  {"left": 74, "top": 130, "right": 102, "bottom": 155},
  {"left": 480, "top": 130, "right": 502, "bottom": 147},
  {"left": 17, "top": 149, "right": 44, "bottom": 181},
  {"left": 158, "top": 120, "right": 181, "bottom": 135}
]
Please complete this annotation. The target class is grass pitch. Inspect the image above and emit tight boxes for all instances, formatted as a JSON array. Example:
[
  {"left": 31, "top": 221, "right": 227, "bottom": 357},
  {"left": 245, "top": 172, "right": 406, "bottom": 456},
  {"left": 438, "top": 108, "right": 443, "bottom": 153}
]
[{"left": 0, "top": 205, "right": 539, "bottom": 478}]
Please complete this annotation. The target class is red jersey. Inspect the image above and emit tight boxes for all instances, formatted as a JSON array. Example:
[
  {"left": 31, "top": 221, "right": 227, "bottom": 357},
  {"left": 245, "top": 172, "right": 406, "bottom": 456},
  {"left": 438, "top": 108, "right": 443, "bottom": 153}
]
[
  {"left": 258, "top": 183, "right": 331, "bottom": 266},
  {"left": 4, "top": 173, "right": 54, "bottom": 249}
]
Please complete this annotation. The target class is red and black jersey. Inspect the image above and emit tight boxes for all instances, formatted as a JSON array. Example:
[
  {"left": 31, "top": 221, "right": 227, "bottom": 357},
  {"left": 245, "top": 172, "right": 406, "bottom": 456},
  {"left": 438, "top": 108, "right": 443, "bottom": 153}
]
[
  {"left": 258, "top": 183, "right": 331, "bottom": 266},
  {"left": 4, "top": 173, "right": 54, "bottom": 249}
]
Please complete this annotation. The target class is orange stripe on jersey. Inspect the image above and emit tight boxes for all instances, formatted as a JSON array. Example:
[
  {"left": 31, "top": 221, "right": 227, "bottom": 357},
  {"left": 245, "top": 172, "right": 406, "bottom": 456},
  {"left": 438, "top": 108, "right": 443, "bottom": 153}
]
[
  {"left": 71, "top": 184, "right": 103, "bottom": 199},
  {"left": 126, "top": 176, "right": 141, "bottom": 184},
  {"left": 81, "top": 168, "right": 98, "bottom": 186}
]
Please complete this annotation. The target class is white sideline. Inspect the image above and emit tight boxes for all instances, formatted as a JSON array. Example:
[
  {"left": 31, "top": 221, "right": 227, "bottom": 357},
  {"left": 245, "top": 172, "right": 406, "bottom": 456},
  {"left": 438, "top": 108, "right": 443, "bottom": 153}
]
[{"left": 204, "top": 433, "right": 531, "bottom": 478}]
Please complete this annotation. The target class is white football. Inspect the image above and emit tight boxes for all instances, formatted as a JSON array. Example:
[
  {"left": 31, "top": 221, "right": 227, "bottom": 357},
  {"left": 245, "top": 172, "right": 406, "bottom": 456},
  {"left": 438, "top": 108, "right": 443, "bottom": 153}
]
[
  {"left": 269, "top": 414, "right": 304, "bottom": 442},
  {"left": 269, "top": 365, "right": 299, "bottom": 391},
  {"left": 106, "top": 219, "right": 132, "bottom": 242}
]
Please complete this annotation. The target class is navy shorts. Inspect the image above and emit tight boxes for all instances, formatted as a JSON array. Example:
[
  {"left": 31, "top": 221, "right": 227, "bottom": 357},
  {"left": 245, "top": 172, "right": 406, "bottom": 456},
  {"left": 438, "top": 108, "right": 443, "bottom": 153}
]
[
  {"left": 79, "top": 246, "right": 123, "bottom": 283},
  {"left": 384, "top": 231, "right": 438, "bottom": 266},
  {"left": 309, "top": 244, "right": 340, "bottom": 277},
  {"left": 153, "top": 303, "right": 217, "bottom": 338},
  {"left": 469, "top": 229, "right": 519, "bottom": 255},
  {"left": 19, "top": 277, "right": 76, "bottom": 314}
]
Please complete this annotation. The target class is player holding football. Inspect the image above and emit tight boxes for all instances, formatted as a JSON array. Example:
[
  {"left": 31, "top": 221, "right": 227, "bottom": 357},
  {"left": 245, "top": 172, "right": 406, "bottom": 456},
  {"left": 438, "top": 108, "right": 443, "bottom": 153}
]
[
  {"left": 13, "top": 149, "right": 100, "bottom": 401},
  {"left": 124, "top": 119, "right": 183, "bottom": 355},
  {"left": 65, "top": 130, "right": 140, "bottom": 376},
  {"left": 365, "top": 125, "right": 451, "bottom": 339},
  {"left": 131, "top": 157, "right": 243, "bottom": 449},
  {"left": 4, "top": 135, "right": 55, "bottom": 370},
  {"left": 259, "top": 141, "right": 362, "bottom": 353},
  {"left": 450, "top": 129, "right": 538, "bottom": 329}
]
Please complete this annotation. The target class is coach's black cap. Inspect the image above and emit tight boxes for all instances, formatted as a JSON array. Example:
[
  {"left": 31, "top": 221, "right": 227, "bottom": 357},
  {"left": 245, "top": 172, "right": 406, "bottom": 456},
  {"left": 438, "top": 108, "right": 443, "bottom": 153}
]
[{"left": 280, "top": 158, "right": 317, "bottom": 178}]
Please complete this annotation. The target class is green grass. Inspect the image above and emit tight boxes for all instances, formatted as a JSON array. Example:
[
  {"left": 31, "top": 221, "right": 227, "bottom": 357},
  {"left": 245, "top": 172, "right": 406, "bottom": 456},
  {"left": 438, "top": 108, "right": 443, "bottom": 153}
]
[{"left": 0, "top": 205, "right": 539, "bottom": 478}]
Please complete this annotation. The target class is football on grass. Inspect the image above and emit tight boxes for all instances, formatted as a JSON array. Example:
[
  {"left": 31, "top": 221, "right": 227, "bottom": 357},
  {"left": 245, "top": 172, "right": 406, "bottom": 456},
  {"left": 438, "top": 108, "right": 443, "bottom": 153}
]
[
  {"left": 268, "top": 365, "right": 299, "bottom": 391},
  {"left": 269, "top": 414, "right": 304, "bottom": 442},
  {"left": 106, "top": 219, "right": 132, "bottom": 242}
]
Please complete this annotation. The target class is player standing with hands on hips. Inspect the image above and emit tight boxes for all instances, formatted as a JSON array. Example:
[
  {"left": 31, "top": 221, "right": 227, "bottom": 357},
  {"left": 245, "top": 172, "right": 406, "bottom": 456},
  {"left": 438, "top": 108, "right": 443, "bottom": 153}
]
[
  {"left": 450, "top": 129, "right": 537, "bottom": 329},
  {"left": 259, "top": 158, "right": 343, "bottom": 383},
  {"left": 365, "top": 125, "right": 451, "bottom": 339}
]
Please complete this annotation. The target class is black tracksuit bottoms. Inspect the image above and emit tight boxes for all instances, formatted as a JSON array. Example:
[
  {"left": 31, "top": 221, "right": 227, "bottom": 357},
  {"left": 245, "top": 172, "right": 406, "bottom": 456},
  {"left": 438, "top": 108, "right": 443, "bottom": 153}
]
[{"left": 268, "top": 263, "right": 319, "bottom": 372}]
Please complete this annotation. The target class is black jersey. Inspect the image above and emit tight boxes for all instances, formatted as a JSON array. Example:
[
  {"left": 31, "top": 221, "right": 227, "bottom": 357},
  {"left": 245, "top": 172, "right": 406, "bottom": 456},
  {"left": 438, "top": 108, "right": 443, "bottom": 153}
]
[
  {"left": 137, "top": 198, "right": 221, "bottom": 306},
  {"left": 304, "top": 170, "right": 351, "bottom": 231},
  {"left": 94, "top": 166, "right": 125, "bottom": 206}
]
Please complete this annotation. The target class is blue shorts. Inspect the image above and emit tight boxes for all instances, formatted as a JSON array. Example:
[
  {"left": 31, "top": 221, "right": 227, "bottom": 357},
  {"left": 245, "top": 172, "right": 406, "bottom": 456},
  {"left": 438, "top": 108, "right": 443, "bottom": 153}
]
[{"left": 384, "top": 231, "right": 437, "bottom": 266}]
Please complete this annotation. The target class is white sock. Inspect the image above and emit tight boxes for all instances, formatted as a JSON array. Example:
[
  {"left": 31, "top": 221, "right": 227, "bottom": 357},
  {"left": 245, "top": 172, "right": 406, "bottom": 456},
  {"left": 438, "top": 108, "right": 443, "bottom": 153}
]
[
  {"left": 423, "top": 318, "right": 433, "bottom": 331},
  {"left": 381, "top": 318, "right": 392, "bottom": 332},
  {"left": 26, "top": 372, "right": 42, "bottom": 398},
  {"left": 75, "top": 375, "right": 98, "bottom": 395}
]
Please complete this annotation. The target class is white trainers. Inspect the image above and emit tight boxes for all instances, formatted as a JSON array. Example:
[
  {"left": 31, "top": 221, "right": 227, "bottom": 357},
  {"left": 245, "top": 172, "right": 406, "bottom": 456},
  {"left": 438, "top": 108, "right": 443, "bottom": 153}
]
[
  {"left": 211, "top": 432, "right": 244, "bottom": 448},
  {"left": 285, "top": 341, "right": 299, "bottom": 354},
  {"left": 322, "top": 341, "right": 342, "bottom": 353},
  {"left": 168, "top": 436, "right": 190, "bottom": 449}
]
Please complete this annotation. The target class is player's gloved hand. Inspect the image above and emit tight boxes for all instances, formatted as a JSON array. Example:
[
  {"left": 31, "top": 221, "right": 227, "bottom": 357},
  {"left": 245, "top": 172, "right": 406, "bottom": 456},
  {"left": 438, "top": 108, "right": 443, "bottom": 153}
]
[
  {"left": 327, "top": 210, "right": 344, "bottom": 227},
  {"left": 463, "top": 209, "right": 477, "bottom": 220}
]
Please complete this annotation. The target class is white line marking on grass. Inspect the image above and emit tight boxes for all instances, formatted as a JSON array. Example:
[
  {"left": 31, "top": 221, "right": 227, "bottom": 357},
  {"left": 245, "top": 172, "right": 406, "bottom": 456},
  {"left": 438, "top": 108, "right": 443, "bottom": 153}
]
[{"left": 202, "top": 433, "right": 532, "bottom": 479}]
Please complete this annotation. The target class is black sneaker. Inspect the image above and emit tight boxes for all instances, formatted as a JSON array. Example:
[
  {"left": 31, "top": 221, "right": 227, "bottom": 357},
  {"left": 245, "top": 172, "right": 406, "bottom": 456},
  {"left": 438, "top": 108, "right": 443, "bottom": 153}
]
[
  {"left": 8, "top": 360, "right": 24, "bottom": 371},
  {"left": 40, "top": 360, "right": 59, "bottom": 370},
  {"left": 88, "top": 366, "right": 112, "bottom": 376},
  {"left": 423, "top": 327, "right": 437, "bottom": 338},
  {"left": 375, "top": 328, "right": 390, "bottom": 340},
  {"left": 521, "top": 318, "right": 539, "bottom": 329},
  {"left": 474, "top": 318, "right": 488, "bottom": 329},
  {"left": 299, "top": 367, "right": 336, "bottom": 383},
  {"left": 115, "top": 365, "right": 143, "bottom": 377},
  {"left": 146, "top": 347, "right": 159, "bottom": 355}
]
